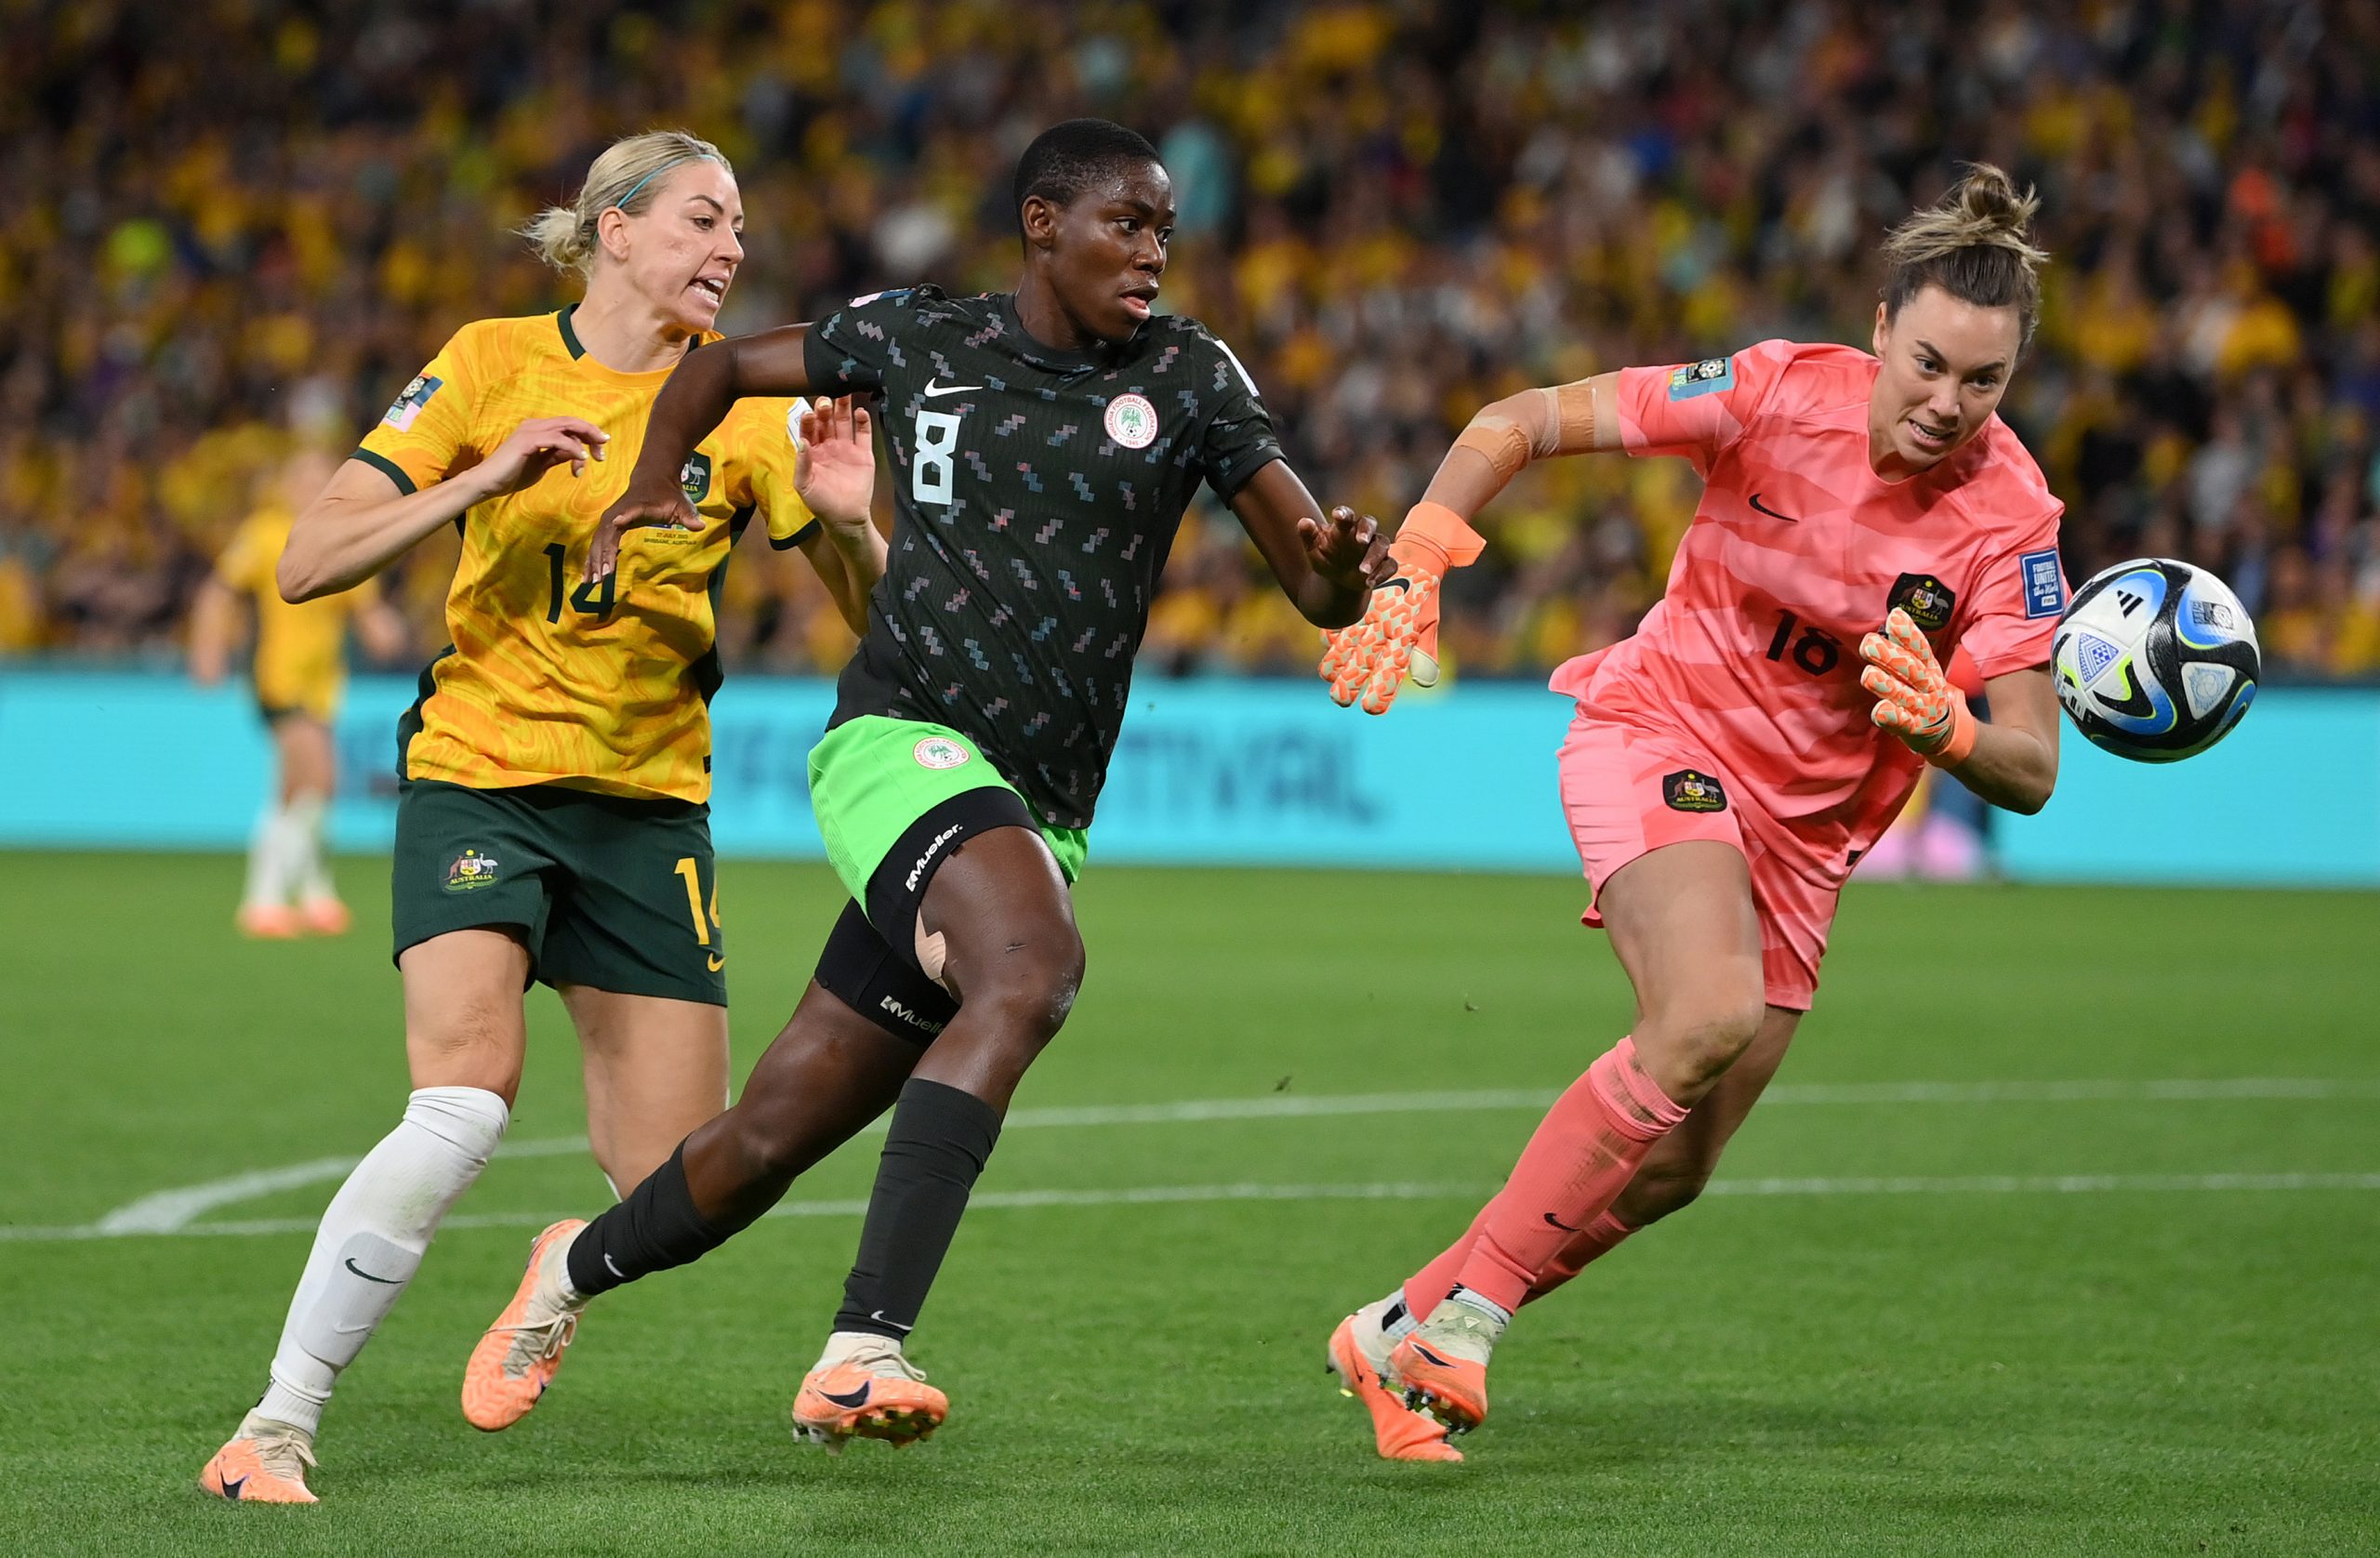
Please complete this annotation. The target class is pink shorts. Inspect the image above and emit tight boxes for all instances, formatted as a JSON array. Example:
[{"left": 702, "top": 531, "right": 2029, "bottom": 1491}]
[{"left": 1556, "top": 711, "right": 1839, "bottom": 1010}]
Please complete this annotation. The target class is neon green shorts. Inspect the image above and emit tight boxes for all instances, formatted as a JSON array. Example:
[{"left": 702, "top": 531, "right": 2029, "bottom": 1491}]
[{"left": 807, "top": 716, "right": 1087, "bottom": 923}]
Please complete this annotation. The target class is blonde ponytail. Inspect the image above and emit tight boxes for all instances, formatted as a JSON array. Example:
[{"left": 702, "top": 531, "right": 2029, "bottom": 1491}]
[
  {"left": 1880, "top": 163, "right": 2050, "bottom": 346},
  {"left": 520, "top": 129, "right": 733, "bottom": 277}
]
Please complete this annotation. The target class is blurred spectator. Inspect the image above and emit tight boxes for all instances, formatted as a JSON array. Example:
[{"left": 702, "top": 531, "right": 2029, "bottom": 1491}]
[{"left": 2, "top": 0, "right": 2377, "bottom": 682}]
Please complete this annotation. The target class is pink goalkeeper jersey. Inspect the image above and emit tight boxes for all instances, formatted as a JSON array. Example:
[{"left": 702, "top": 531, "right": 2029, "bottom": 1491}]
[{"left": 1551, "top": 339, "right": 2066, "bottom": 884}]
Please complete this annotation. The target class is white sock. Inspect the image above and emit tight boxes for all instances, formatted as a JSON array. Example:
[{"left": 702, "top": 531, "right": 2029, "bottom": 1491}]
[
  {"left": 287, "top": 791, "right": 335, "bottom": 904},
  {"left": 241, "top": 800, "right": 292, "bottom": 911},
  {"left": 814, "top": 1329, "right": 904, "bottom": 1371},
  {"left": 1443, "top": 1285, "right": 1514, "bottom": 1329},
  {"left": 256, "top": 1087, "right": 509, "bottom": 1433},
  {"left": 1368, "top": 1288, "right": 1418, "bottom": 1341}
]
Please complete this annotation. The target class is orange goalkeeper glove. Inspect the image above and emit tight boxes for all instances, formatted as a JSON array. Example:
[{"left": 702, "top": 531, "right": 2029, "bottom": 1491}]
[
  {"left": 1859, "top": 607, "right": 1978, "bottom": 766},
  {"left": 1319, "top": 502, "right": 1486, "bottom": 715}
]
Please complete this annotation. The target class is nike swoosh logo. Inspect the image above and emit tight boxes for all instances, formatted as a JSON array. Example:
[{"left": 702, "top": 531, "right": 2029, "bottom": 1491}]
[
  {"left": 604, "top": 1253, "right": 626, "bottom": 1279},
  {"left": 1409, "top": 1343, "right": 1452, "bottom": 1368},
  {"left": 869, "top": 1310, "right": 916, "bottom": 1334},
  {"left": 343, "top": 1257, "right": 402, "bottom": 1285},
  {"left": 219, "top": 1473, "right": 247, "bottom": 1499},
  {"left": 707, "top": 954, "right": 724, "bottom": 971},
  {"left": 1748, "top": 493, "right": 1797, "bottom": 521},
  {"left": 1541, "top": 1211, "right": 1585, "bottom": 1233},
  {"left": 922, "top": 381, "right": 982, "bottom": 399},
  {"left": 820, "top": 1383, "right": 873, "bottom": 1409}
]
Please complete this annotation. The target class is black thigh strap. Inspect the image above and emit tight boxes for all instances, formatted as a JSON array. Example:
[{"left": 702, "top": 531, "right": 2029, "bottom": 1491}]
[
  {"left": 861, "top": 785, "right": 1037, "bottom": 966},
  {"left": 813, "top": 900, "right": 959, "bottom": 1047}
]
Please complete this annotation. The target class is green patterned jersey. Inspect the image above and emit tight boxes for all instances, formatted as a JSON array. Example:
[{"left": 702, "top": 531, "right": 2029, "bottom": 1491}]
[{"left": 804, "top": 286, "right": 1282, "bottom": 827}]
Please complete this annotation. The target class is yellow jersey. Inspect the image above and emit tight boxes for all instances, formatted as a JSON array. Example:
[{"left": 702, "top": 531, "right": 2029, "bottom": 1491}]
[
  {"left": 216, "top": 506, "right": 377, "bottom": 723},
  {"left": 357, "top": 307, "right": 818, "bottom": 802}
]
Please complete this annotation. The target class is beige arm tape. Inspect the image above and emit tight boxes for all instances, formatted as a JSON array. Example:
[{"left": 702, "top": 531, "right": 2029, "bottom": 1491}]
[{"left": 1421, "top": 376, "right": 1611, "bottom": 520}]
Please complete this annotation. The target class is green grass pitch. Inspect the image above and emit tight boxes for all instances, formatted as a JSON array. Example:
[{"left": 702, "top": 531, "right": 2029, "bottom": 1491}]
[{"left": 0, "top": 851, "right": 2373, "bottom": 1556}]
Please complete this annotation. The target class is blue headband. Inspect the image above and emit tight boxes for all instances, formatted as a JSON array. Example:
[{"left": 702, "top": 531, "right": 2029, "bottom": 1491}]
[{"left": 613, "top": 153, "right": 721, "bottom": 213}]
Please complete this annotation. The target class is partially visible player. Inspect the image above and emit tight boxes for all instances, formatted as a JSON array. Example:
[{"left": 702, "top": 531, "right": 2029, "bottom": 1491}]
[
  {"left": 459, "top": 119, "right": 1390, "bottom": 1453},
  {"left": 1319, "top": 165, "right": 2067, "bottom": 1460},
  {"left": 190, "top": 446, "right": 410, "bottom": 936},
  {"left": 198, "top": 129, "right": 885, "bottom": 1504}
]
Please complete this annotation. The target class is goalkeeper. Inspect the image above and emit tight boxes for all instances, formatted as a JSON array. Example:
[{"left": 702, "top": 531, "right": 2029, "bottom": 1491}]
[{"left": 1317, "top": 165, "right": 2069, "bottom": 1463}]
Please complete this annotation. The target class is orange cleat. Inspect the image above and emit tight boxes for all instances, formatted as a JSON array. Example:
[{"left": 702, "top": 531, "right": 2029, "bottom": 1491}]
[
  {"left": 461, "top": 1220, "right": 587, "bottom": 1432},
  {"left": 791, "top": 1339, "right": 947, "bottom": 1452},
  {"left": 237, "top": 904, "right": 302, "bottom": 939},
  {"left": 198, "top": 1415, "right": 318, "bottom": 1503},
  {"left": 1388, "top": 1297, "right": 1504, "bottom": 1433},
  {"left": 298, "top": 897, "right": 351, "bottom": 936},
  {"left": 1328, "top": 1312, "right": 1461, "bottom": 1462}
]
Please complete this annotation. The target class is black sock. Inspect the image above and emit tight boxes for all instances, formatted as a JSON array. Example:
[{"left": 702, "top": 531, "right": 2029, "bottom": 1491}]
[
  {"left": 832, "top": 1078, "right": 1002, "bottom": 1340},
  {"left": 565, "top": 1143, "right": 749, "bottom": 1298}
]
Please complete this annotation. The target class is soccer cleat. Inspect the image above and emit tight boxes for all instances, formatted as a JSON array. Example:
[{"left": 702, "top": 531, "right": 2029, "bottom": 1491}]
[
  {"left": 236, "top": 904, "right": 302, "bottom": 939},
  {"left": 198, "top": 1413, "right": 318, "bottom": 1503},
  {"left": 1327, "top": 1308, "right": 1461, "bottom": 1463},
  {"left": 298, "top": 897, "right": 351, "bottom": 936},
  {"left": 791, "top": 1339, "right": 948, "bottom": 1452},
  {"left": 1389, "top": 1294, "right": 1507, "bottom": 1433},
  {"left": 461, "top": 1219, "right": 588, "bottom": 1431}
]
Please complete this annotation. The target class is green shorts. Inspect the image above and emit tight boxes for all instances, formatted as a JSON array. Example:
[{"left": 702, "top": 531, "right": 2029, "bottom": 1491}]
[
  {"left": 391, "top": 779, "right": 726, "bottom": 1006},
  {"left": 809, "top": 715, "right": 1086, "bottom": 936}
]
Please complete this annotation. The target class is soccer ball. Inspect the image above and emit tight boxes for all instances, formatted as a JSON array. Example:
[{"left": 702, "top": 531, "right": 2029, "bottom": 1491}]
[{"left": 2052, "top": 559, "right": 2259, "bottom": 762}]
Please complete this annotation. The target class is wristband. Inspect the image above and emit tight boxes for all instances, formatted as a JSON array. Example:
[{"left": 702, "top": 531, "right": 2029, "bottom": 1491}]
[{"left": 1395, "top": 501, "right": 1488, "bottom": 570}]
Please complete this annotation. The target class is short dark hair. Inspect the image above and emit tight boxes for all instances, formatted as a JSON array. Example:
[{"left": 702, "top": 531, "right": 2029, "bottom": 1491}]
[{"left": 1012, "top": 119, "right": 1161, "bottom": 236}]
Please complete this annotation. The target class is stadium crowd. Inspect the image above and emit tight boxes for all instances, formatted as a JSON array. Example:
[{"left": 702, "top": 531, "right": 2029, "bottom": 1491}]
[{"left": 5, "top": 0, "right": 2379, "bottom": 681}]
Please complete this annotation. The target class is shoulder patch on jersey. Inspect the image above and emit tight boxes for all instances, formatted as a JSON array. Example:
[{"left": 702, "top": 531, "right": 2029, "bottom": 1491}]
[
  {"left": 1887, "top": 572, "right": 1957, "bottom": 633},
  {"left": 382, "top": 374, "right": 443, "bottom": 432},
  {"left": 1667, "top": 358, "right": 1734, "bottom": 401},
  {"left": 2019, "top": 548, "right": 2065, "bottom": 618},
  {"left": 1104, "top": 393, "right": 1159, "bottom": 449},
  {"left": 1661, "top": 769, "right": 1727, "bottom": 812},
  {"left": 680, "top": 452, "right": 713, "bottom": 503}
]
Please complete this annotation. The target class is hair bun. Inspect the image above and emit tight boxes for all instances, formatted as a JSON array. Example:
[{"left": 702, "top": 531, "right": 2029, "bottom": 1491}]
[{"left": 1953, "top": 162, "right": 2035, "bottom": 237}]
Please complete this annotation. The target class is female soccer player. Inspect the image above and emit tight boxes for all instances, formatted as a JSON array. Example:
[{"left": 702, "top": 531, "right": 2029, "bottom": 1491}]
[
  {"left": 200, "top": 129, "right": 885, "bottom": 1503},
  {"left": 458, "top": 119, "right": 1390, "bottom": 1453},
  {"left": 1319, "top": 165, "right": 2067, "bottom": 1461},
  {"left": 190, "top": 446, "right": 409, "bottom": 936}
]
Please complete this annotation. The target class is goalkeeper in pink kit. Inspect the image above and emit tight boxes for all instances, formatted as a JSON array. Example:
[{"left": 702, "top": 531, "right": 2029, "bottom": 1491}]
[{"left": 1319, "top": 165, "right": 2069, "bottom": 1461}]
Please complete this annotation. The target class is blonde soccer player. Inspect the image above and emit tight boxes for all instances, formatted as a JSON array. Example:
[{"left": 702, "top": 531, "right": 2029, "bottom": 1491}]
[
  {"left": 191, "top": 447, "right": 410, "bottom": 936},
  {"left": 1320, "top": 165, "right": 2068, "bottom": 1461},
  {"left": 199, "top": 129, "right": 885, "bottom": 1503}
]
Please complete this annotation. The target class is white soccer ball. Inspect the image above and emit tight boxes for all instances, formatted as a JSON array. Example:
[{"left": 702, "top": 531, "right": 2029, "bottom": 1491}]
[{"left": 2052, "top": 558, "right": 2260, "bottom": 763}]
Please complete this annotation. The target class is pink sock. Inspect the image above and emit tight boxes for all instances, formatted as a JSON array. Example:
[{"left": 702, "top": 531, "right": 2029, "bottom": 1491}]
[
  {"left": 1401, "top": 1204, "right": 1494, "bottom": 1320},
  {"left": 1403, "top": 1206, "right": 1636, "bottom": 1319},
  {"left": 1446, "top": 1037, "right": 1686, "bottom": 1314},
  {"left": 1524, "top": 1210, "right": 1635, "bottom": 1304}
]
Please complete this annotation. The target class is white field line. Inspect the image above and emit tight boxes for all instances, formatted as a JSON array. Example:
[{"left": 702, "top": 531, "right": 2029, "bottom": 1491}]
[
  {"left": 50, "top": 1076, "right": 2380, "bottom": 1240},
  {"left": 9, "top": 1172, "right": 2380, "bottom": 1245}
]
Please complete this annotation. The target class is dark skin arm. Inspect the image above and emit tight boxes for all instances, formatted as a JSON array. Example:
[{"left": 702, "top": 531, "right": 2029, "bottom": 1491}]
[
  {"left": 586, "top": 323, "right": 816, "bottom": 582},
  {"left": 1227, "top": 459, "right": 1394, "bottom": 628}
]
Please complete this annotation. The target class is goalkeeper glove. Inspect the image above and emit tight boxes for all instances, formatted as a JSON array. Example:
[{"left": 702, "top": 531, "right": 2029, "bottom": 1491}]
[
  {"left": 1858, "top": 607, "right": 1978, "bottom": 766},
  {"left": 1319, "top": 502, "right": 1486, "bottom": 715}
]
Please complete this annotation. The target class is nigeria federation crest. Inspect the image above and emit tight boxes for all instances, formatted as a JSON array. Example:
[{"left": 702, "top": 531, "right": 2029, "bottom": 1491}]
[
  {"left": 680, "top": 452, "right": 713, "bottom": 503},
  {"left": 1104, "top": 392, "right": 1159, "bottom": 450},
  {"left": 913, "top": 735, "right": 971, "bottom": 770}
]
